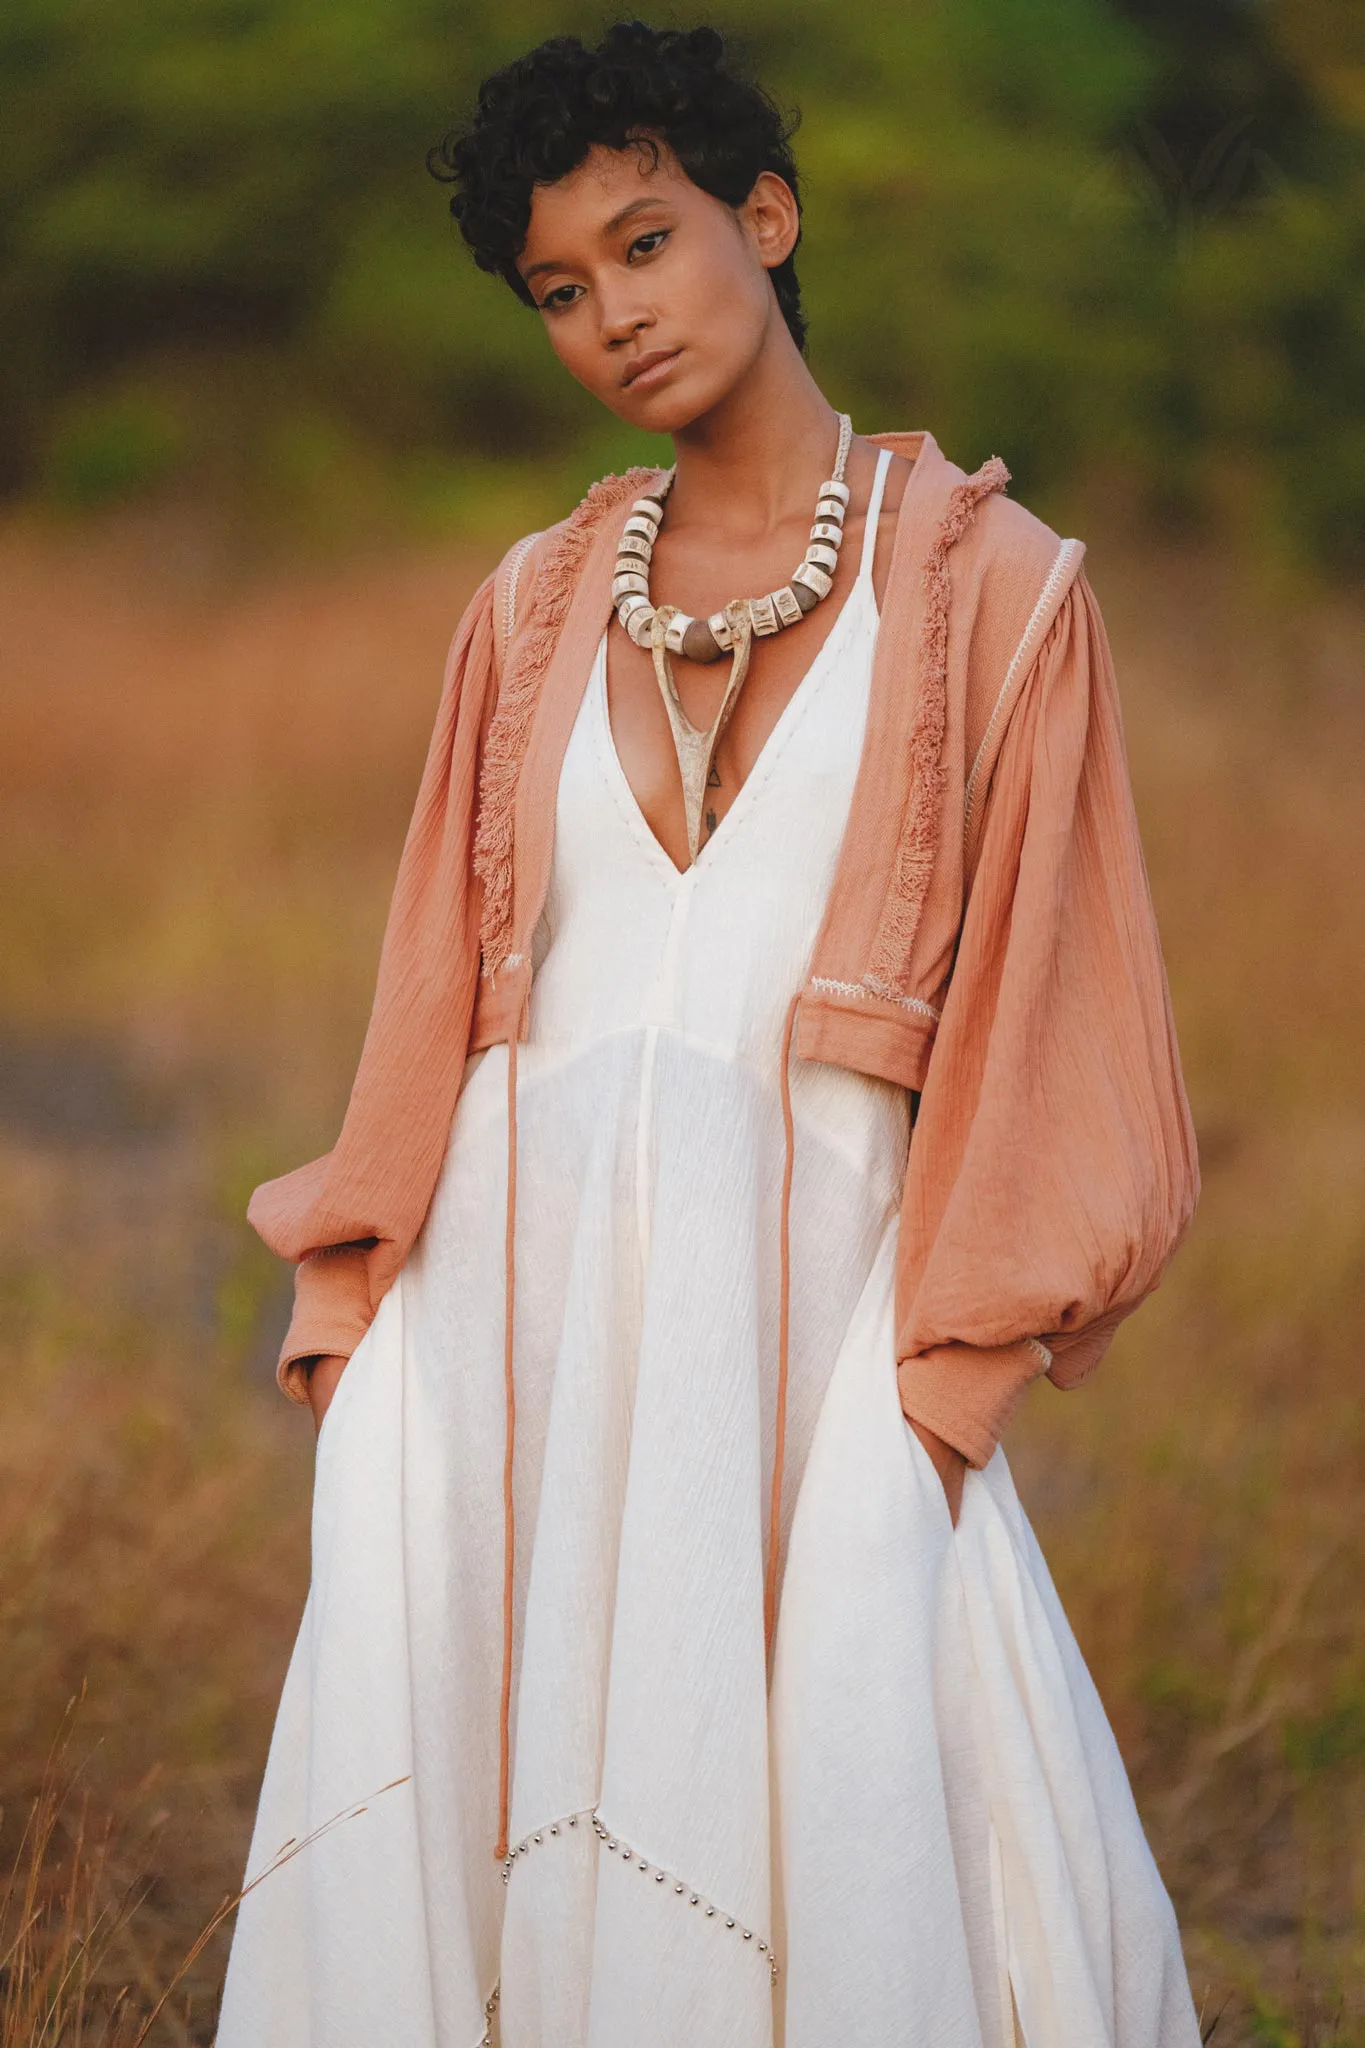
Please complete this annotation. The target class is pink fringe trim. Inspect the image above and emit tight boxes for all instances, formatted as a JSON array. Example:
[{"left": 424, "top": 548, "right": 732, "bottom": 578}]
[
  {"left": 866, "top": 454, "right": 1010, "bottom": 996},
  {"left": 473, "top": 464, "right": 662, "bottom": 977}
]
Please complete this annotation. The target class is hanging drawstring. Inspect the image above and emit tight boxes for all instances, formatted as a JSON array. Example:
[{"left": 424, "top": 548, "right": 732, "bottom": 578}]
[
  {"left": 495, "top": 1028, "right": 520, "bottom": 1862},
  {"left": 764, "top": 990, "right": 802, "bottom": 1667}
]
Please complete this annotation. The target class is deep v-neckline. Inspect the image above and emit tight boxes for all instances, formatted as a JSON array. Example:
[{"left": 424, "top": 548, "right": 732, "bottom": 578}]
[{"left": 597, "top": 448, "right": 893, "bottom": 882}]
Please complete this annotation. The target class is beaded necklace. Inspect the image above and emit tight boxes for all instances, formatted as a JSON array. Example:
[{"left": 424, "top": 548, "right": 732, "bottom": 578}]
[{"left": 612, "top": 412, "right": 855, "bottom": 864}]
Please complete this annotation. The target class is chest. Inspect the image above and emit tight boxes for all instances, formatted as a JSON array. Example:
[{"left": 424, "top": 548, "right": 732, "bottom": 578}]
[{"left": 604, "top": 488, "right": 901, "bottom": 876}]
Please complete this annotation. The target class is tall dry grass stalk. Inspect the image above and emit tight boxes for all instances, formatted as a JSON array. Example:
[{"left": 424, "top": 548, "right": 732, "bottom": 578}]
[
  {"left": 0, "top": 1685, "right": 409, "bottom": 2048},
  {"left": 0, "top": 503, "right": 1361, "bottom": 2043}
]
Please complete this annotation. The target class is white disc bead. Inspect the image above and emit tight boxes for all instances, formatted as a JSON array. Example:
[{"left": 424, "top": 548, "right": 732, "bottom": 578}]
[{"left": 792, "top": 561, "right": 833, "bottom": 600}]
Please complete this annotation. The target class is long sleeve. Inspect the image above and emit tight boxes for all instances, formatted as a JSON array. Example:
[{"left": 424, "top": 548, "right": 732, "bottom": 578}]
[
  {"left": 247, "top": 567, "right": 498, "bottom": 1400},
  {"left": 894, "top": 568, "right": 1199, "bottom": 1466}
]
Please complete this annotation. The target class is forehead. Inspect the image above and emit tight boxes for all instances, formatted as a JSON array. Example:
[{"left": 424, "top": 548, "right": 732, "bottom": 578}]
[{"left": 521, "top": 140, "right": 699, "bottom": 260}]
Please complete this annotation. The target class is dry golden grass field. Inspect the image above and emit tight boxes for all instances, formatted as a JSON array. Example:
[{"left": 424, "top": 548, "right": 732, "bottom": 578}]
[{"left": 1, "top": 499, "right": 1362, "bottom": 2044}]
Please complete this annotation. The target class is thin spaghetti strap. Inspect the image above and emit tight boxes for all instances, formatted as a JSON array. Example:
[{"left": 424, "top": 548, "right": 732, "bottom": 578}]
[{"left": 856, "top": 445, "right": 893, "bottom": 584}]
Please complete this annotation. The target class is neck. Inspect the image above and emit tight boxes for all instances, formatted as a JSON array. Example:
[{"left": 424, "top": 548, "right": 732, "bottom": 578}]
[{"left": 665, "top": 317, "right": 844, "bottom": 537}]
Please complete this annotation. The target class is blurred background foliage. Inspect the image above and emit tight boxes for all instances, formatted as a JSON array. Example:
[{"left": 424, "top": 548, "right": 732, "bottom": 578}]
[{"left": 2, "top": 0, "right": 1363, "bottom": 571}]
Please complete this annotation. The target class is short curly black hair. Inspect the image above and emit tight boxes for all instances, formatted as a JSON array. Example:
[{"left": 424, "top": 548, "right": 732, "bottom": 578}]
[{"left": 427, "top": 21, "right": 807, "bottom": 352}]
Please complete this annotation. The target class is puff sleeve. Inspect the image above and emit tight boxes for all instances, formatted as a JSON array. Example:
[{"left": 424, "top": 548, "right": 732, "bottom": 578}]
[{"left": 894, "top": 568, "right": 1200, "bottom": 1466}]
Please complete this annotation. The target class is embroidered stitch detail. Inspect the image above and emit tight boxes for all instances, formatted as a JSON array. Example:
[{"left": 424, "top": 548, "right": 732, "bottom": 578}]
[
  {"left": 474, "top": 467, "right": 663, "bottom": 979},
  {"left": 809, "top": 974, "right": 941, "bottom": 1022},
  {"left": 501, "top": 1804, "right": 780, "bottom": 1982},
  {"left": 1026, "top": 1336, "right": 1054, "bottom": 1372},
  {"left": 502, "top": 529, "right": 542, "bottom": 663},
  {"left": 865, "top": 456, "right": 1010, "bottom": 999},
  {"left": 859, "top": 974, "right": 942, "bottom": 1021},
  {"left": 963, "top": 537, "right": 1082, "bottom": 857}
]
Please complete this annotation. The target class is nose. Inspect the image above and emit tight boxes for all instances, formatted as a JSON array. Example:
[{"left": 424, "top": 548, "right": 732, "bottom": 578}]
[{"left": 598, "top": 286, "right": 653, "bottom": 350}]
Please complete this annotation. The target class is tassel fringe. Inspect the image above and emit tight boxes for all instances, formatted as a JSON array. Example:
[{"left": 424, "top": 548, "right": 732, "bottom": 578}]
[
  {"left": 474, "top": 466, "right": 663, "bottom": 978},
  {"left": 866, "top": 455, "right": 1010, "bottom": 995}
]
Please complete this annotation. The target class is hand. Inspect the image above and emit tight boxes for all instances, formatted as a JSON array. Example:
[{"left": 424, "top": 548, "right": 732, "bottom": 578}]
[
  {"left": 906, "top": 1416, "right": 968, "bottom": 1527},
  {"left": 305, "top": 1354, "right": 349, "bottom": 1436}
]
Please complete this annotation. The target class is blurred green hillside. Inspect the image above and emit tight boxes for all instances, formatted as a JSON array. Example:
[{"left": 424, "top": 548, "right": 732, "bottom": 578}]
[{"left": 2, "top": 0, "right": 1363, "bottom": 571}]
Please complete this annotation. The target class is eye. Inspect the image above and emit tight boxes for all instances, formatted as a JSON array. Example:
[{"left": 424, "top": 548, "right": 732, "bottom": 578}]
[
  {"left": 539, "top": 282, "right": 583, "bottom": 314},
  {"left": 629, "top": 229, "right": 670, "bottom": 260}
]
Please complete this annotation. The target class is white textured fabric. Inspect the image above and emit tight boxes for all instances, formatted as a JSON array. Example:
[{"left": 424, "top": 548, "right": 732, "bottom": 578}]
[{"left": 218, "top": 448, "right": 1199, "bottom": 2048}]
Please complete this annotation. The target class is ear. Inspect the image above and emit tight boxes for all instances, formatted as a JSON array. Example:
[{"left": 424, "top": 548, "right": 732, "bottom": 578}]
[{"left": 742, "top": 170, "right": 800, "bottom": 272}]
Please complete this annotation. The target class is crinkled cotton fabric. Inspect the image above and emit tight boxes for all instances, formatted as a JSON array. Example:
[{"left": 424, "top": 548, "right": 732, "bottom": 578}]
[{"left": 217, "top": 450, "right": 1199, "bottom": 2048}]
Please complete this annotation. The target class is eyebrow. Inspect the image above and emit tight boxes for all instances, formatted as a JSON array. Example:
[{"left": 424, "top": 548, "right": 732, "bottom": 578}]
[{"left": 520, "top": 197, "right": 662, "bottom": 286}]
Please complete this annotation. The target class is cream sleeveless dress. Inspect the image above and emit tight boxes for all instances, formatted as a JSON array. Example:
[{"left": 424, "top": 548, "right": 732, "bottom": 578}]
[{"left": 217, "top": 448, "right": 1199, "bottom": 2048}]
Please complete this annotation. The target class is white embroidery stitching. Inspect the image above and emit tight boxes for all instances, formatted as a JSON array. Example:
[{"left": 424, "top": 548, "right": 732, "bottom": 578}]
[
  {"left": 501, "top": 1805, "right": 779, "bottom": 1981},
  {"left": 481, "top": 948, "right": 527, "bottom": 985},
  {"left": 809, "top": 975, "right": 941, "bottom": 1023},
  {"left": 962, "top": 537, "right": 1082, "bottom": 854},
  {"left": 502, "top": 530, "right": 542, "bottom": 665}
]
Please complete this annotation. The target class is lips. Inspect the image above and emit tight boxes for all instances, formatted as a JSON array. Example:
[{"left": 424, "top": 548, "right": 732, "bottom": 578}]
[{"left": 622, "top": 348, "right": 682, "bottom": 390}]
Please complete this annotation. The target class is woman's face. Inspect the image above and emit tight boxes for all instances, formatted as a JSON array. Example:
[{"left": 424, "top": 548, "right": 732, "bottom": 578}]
[{"left": 515, "top": 138, "right": 799, "bottom": 432}]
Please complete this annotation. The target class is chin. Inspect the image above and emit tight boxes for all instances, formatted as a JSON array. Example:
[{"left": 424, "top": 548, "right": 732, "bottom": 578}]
[{"left": 618, "top": 371, "right": 732, "bottom": 439}]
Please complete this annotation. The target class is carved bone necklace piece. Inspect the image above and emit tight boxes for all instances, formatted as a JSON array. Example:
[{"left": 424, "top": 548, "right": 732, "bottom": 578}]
[{"left": 612, "top": 411, "right": 855, "bottom": 864}]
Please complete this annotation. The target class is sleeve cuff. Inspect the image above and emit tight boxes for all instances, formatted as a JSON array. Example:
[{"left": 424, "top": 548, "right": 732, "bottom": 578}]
[
  {"left": 896, "top": 1337, "right": 1052, "bottom": 1468},
  {"left": 275, "top": 1247, "right": 376, "bottom": 1404}
]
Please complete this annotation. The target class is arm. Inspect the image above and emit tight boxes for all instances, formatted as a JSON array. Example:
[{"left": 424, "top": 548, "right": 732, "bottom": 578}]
[
  {"left": 894, "top": 568, "right": 1200, "bottom": 1468},
  {"left": 247, "top": 565, "right": 500, "bottom": 1403}
]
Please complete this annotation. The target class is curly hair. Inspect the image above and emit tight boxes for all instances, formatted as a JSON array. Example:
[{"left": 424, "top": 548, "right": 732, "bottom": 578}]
[{"left": 427, "top": 21, "right": 807, "bottom": 352}]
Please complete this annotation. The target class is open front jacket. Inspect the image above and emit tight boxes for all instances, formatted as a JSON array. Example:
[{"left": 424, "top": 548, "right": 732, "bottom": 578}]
[{"left": 247, "top": 429, "right": 1199, "bottom": 1469}]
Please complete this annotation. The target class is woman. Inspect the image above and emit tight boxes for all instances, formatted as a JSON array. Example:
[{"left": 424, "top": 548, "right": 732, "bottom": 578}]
[{"left": 217, "top": 23, "right": 1202, "bottom": 2048}]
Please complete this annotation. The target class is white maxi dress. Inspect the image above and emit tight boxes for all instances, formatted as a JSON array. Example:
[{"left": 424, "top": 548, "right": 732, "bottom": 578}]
[{"left": 217, "top": 448, "right": 1201, "bottom": 2048}]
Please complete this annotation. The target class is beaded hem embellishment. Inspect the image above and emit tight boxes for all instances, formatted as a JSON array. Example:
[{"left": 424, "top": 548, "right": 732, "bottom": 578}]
[{"left": 501, "top": 1804, "right": 780, "bottom": 1984}]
